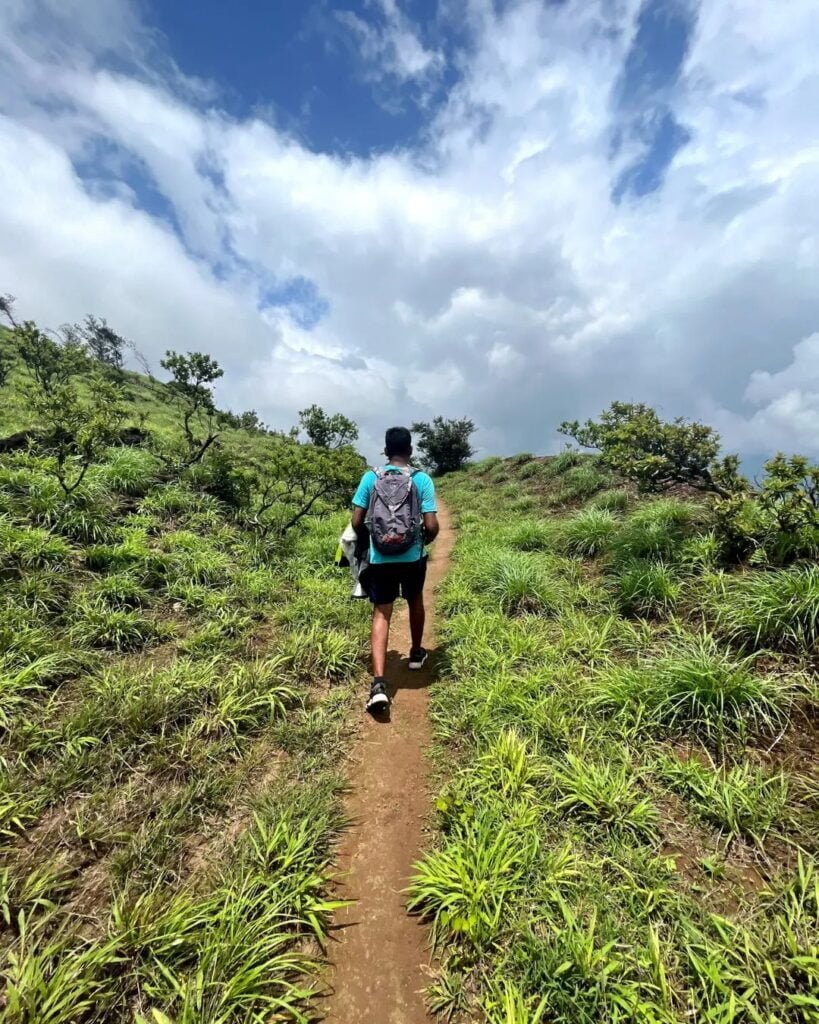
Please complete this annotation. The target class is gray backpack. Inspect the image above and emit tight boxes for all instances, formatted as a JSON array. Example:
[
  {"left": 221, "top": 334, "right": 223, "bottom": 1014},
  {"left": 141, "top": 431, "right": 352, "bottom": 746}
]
[{"left": 366, "top": 466, "right": 421, "bottom": 556}]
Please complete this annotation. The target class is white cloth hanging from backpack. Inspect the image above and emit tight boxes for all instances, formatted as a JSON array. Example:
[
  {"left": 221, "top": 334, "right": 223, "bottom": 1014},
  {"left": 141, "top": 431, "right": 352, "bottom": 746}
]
[{"left": 338, "top": 523, "right": 368, "bottom": 599}]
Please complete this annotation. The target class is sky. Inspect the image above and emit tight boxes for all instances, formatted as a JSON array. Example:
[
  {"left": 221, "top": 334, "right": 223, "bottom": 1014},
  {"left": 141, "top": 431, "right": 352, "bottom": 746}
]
[{"left": 1, "top": 0, "right": 818, "bottom": 465}]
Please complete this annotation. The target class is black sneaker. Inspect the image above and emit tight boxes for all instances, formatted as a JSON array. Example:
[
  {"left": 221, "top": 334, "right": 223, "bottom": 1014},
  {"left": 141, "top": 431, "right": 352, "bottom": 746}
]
[
  {"left": 365, "top": 678, "right": 390, "bottom": 714},
  {"left": 408, "top": 647, "right": 428, "bottom": 670}
]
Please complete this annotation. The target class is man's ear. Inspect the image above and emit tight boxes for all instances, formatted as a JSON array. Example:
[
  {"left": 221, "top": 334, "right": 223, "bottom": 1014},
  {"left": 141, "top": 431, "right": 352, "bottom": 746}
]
[{"left": 409, "top": 446, "right": 414, "bottom": 457}]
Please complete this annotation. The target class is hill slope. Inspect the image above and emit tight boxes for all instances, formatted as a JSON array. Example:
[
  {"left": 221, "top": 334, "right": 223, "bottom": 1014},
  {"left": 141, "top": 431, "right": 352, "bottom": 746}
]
[
  {"left": 0, "top": 334, "right": 369, "bottom": 1019},
  {"left": 410, "top": 453, "right": 819, "bottom": 1023}
]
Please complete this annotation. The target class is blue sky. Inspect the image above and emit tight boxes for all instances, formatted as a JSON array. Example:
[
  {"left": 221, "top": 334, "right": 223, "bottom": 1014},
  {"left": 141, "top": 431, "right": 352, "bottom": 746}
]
[
  {"left": 148, "top": 0, "right": 453, "bottom": 155},
  {"left": 1, "top": 0, "right": 818, "bottom": 462}
]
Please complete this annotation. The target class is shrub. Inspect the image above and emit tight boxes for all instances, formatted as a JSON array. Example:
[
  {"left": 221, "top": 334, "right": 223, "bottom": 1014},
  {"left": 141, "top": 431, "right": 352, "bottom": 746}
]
[
  {"left": 507, "top": 520, "right": 555, "bottom": 552},
  {"left": 540, "top": 450, "right": 581, "bottom": 478},
  {"left": 548, "top": 464, "right": 609, "bottom": 506},
  {"left": 617, "top": 560, "right": 680, "bottom": 618},
  {"left": 281, "top": 624, "right": 360, "bottom": 681},
  {"left": 559, "top": 401, "right": 745, "bottom": 496},
  {"left": 88, "top": 572, "right": 150, "bottom": 610},
  {"left": 551, "top": 751, "right": 656, "bottom": 835},
  {"left": 468, "top": 552, "right": 566, "bottom": 616},
  {"left": 0, "top": 518, "right": 72, "bottom": 569},
  {"left": 474, "top": 456, "right": 503, "bottom": 476},
  {"left": 559, "top": 508, "right": 619, "bottom": 557}
]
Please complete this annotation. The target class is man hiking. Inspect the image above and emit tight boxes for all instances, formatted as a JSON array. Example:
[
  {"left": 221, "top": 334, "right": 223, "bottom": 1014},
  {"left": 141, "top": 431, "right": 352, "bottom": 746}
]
[{"left": 351, "top": 426, "right": 439, "bottom": 714}]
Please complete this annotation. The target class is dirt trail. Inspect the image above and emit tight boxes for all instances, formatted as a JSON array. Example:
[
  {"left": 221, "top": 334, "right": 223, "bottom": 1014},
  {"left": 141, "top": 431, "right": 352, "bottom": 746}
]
[{"left": 324, "top": 501, "right": 454, "bottom": 1024}]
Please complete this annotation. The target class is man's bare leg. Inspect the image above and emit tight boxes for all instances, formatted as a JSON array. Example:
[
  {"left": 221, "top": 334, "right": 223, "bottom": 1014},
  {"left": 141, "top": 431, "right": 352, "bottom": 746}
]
[
  {"left": 408, "top": 592, "right": 425, "bottom": 651},
  {"left": 372, "top": 602, "right": 393, "bottom": 678}
]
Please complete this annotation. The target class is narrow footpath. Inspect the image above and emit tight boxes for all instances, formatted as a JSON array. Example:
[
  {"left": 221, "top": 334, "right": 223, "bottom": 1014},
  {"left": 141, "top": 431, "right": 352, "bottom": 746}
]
[{"left": 324, "top": 501, "right": 454, "bottom": 1024}]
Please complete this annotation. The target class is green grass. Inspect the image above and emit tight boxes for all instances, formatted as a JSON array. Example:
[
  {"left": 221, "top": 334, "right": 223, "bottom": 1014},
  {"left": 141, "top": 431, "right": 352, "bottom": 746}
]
[
  {"left": 591, "top": 633, "right": 792, "bottom": 739},
  {"left": 0, "top": 354, "right": 369, "bottom": 1020},
  {"left": 714, "top": 564, "right": 819, "bottom": 652},
  {"left": 414, "top": 464, "right": 818, "bottom": 1023},
  {"left": 617, "top": 559, "right": 680, "bottom": 617}
]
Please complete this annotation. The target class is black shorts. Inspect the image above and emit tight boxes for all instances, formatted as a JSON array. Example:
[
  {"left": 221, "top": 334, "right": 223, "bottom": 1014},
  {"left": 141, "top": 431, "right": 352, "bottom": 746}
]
[{"left": 366, "top": 556, "right": 428, "bottom": 606}]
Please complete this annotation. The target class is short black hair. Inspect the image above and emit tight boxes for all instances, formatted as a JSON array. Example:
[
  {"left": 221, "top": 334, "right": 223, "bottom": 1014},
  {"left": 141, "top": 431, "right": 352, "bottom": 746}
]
[{"left": 385, "top": 426, "right": 412, "bottom": 458}]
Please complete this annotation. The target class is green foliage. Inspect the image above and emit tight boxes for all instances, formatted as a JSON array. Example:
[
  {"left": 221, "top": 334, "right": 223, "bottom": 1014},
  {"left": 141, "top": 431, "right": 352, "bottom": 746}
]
[
  {"left": 412, "top": 416, "right": 476, "bottom": 475},
  {"left": 558, "top": 508, "right": 619, "bottom": 557},
  {"left": 10, "top": 321, "right": 128, "bottom": 494},
  {"left": 547, "top": 463, "right": 610, "bottom": 506},
  {"left": 612, "top": 498, "right": 695, "bottom": 563},
  {"left": 240, "top": 434, "right": 364, "bottom": 537},
  {"left": 472, "top": 551, "right": 567, "bottom": 616},
  {"left": 559, "top": 401, "right": 746, "bottom": 497},
  {"left": 62, "top": 314, "right": 131, "bottom": 371},
  {"left": 590, "top": 488, "right": 630, "bottom": 512},
  {"left": 660, "top": 754, "right": 790, "bottom": 841},
  {"left": 551, "top": 750, "right": 657, "bottom": 835},
  {"left": 425, "top": 463, "right": 819, "bottom": 1022},
  {"left": 592, "top": 633, "right": 790, "bottom": 738},
  {"left": 617, "top": 560, "right": 680, "bottom": 617},
  {"left": 712, "top": 564, "right": 819, "bottom": 652},
  {"left": 70, "top": 603, "right": 166, "bottom": 651},
  {"left": 157, "top": 350, "right": 224, "bottom": 469},
  {"left": 298, "top": 403, "right": 359, "bottom": 449}
]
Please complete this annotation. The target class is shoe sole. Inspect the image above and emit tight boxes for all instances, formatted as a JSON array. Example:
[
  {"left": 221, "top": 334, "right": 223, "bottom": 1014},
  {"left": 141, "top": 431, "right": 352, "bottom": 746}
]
[
  {"left": 408, "top": 655, "right": 428, "bottom": 670},
  {"left": 366, "top": 695, "right": 390, "bottom": 714}
]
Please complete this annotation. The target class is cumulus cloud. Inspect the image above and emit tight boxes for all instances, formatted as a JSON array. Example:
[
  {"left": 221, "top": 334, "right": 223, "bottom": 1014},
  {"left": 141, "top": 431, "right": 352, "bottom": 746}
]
[{"left": 0, "top": 0, "right": 818, "bottom": 462}]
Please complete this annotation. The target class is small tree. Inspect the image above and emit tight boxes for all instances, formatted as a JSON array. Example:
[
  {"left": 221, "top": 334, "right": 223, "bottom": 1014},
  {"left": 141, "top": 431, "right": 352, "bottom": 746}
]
[
  {"left": 159, "top": 351, "right": 225, "bottom": 468},
  {"left": 6, "top": 319, "right": 125, "bottom": 493},
  {"left": 12, "top": 320, "right": 88, "bottom": 396},
  {"left": 558, "top": 402, "right": 745, "bottom": 497},
  {"left": 243, "top": 435, "right": 364, "bottom": 536},
  {"left": 411, "top": 416, "right": 476, "bottom": 475},
  {"left": 298, "top": 404, "right": 359, "bottom": 449},
  {"left": 0, "top": 294, "right": 19, "bottom": 328},
  {"left": 63, "top": 315, "right": 131, "bottom": 371},
  {"left": 39, "top": 373, "right": 127, "bottom": 494}
]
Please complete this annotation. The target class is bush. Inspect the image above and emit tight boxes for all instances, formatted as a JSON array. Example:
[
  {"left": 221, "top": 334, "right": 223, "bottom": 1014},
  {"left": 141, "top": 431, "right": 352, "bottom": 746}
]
[
  {"left": 0, "top": 517, "right": 72, "bottom": 569},
  {"left": 559, "top": 401, "right": 745, "bottom": 496},
  {"left": 469, "top": 551, "right": 566, "bottom": 616},
  {"left": 70, "top": 605, "right": 166, "bottom": 650},
  {"left": 507, "top": 520, "right": 555, "bottom": 552},
  {"left": 660, "top": 755, "right": 790, "bottom": 840},
  {"left": 547, "top": 464, "right": 610, "bottom": 506},
  {"left": 88, "top": 572, "right": 150, "bottom": 610},
  {"left": 96, "top": 448, "right": 158, "bottom": 496}
]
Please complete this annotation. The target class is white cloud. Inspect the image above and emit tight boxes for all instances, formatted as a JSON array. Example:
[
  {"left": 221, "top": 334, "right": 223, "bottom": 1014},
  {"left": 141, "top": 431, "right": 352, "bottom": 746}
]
[
  {"left": 1, "top": 0, "right": 818, "bottom": 464},
  {"left": 336, "top": 0, "right": 444, "bottom": 87}
]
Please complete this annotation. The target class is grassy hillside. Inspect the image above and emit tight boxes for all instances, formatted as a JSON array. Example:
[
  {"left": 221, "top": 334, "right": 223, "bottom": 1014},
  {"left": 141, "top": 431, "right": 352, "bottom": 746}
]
[
  {"left": 410, "top": 454, "right": 818, "bottom": 1023},
  {"left": 0, "top": 328, "right": 369, "bottom": 1020}
]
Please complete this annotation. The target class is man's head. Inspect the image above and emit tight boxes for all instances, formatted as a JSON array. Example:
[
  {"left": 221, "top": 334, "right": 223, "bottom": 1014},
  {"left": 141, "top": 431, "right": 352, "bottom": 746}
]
[{"left": 385, "top": 426, "right": 412, "bottom": 461}]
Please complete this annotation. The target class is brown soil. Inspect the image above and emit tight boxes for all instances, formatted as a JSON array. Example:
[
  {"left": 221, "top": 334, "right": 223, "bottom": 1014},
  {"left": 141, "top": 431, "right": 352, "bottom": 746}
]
[{"left": 322, "top": 502, "right": 454, "bottom": 1024}]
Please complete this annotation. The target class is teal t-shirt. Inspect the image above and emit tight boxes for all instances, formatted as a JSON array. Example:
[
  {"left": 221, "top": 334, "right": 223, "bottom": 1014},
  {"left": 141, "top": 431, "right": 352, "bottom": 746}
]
[{"left": 352, "top": 465, "right": 437, "bottom": 564}]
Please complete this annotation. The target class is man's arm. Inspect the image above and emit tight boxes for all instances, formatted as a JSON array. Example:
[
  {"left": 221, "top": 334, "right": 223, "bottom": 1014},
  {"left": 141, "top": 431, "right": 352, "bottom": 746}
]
[{"left": 422, "top": 511, "right": 439, "bottom": 544}]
